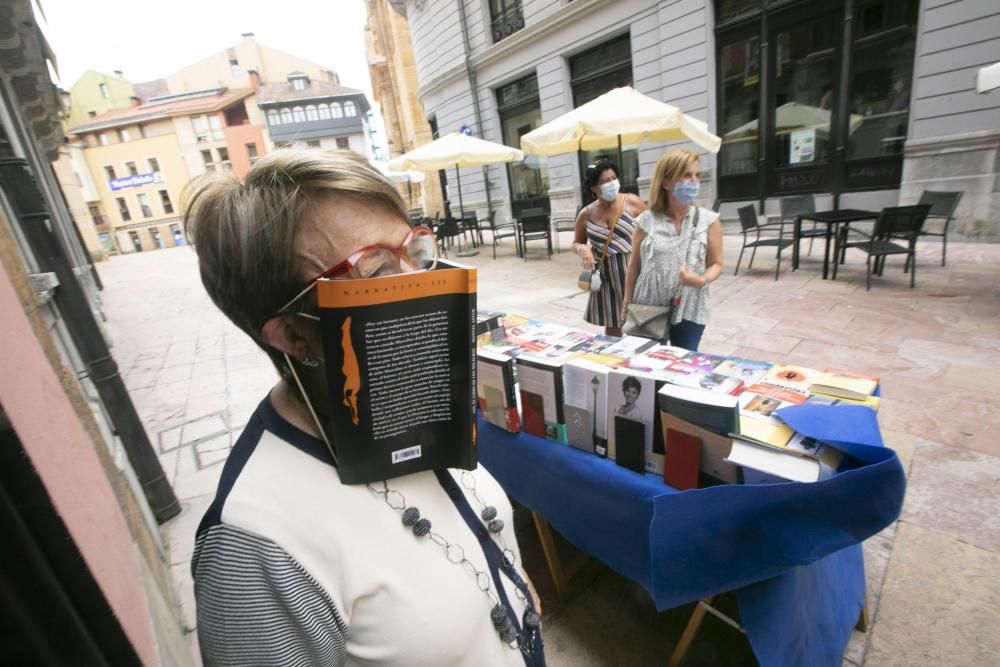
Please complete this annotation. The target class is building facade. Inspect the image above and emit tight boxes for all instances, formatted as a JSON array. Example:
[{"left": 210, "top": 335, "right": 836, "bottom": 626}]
[
  {"left": 63, "top": 69, "right": 136, "bottom": 130},
  {"left": 63, "top": 34, "right": 378, "bottom": 253},
  {"left": 259, "top": 72, "right": 373, "bottom": 155},
  {"left": 0, "top": 1, "right": 188, "bottom": 662},
  {"left": 68, "top": 87, "right": 264, "bottom": 253},
  {"left": 366, "top": 0, "right": 445, "bottom": 216},
  {"left": 390, "top": 0, "right": 999, "bottom": 237}
]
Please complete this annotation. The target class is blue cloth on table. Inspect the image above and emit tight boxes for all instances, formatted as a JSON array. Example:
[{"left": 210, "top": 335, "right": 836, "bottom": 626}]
[{"left": 477, "top": 404, "right": 905, "bottom": 667}]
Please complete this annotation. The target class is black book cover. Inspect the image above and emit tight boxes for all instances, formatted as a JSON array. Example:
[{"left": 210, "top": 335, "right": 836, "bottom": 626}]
[
  {"left": 316, "top": 260, "right": 477, "bottom": 483},
  {"left": 657, "top": 383, "right": 739, "bottom": 437},
  {"left": 614, "top": 416, "right": 647, "bottom": 474}
]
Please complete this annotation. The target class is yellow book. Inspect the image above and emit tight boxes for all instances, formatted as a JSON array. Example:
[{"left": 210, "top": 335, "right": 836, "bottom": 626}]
[
  {"left": 810, "top": 370, "right": 877, "bottom": 400},
  {"left": 739, "top": 415, "right": 794, "bottom": 448},
  {"left": 808, "top": 392, "right": 881, "bottom": 412}
]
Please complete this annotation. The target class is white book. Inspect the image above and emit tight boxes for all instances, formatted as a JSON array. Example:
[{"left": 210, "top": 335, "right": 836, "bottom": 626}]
[{"left": 726, "top": 438, "right": 836, "bottom": 483}]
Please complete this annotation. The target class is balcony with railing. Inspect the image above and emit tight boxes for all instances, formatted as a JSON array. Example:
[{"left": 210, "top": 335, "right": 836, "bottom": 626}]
[{"left": 490, "top": 1, "right": 525, "bottom": 44}]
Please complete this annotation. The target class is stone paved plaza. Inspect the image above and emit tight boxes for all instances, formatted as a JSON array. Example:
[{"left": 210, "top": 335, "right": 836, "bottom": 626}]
[{"left": 97, "top": 228, "right": 1000, "bottom": 666}]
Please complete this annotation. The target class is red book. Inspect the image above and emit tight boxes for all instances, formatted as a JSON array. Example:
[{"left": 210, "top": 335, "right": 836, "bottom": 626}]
[
  {"left": 521, "top": 390, "right": 546, "bottom": 438},
  {"left": 664, "top": 428, "right": 702, "bottom": 491}
]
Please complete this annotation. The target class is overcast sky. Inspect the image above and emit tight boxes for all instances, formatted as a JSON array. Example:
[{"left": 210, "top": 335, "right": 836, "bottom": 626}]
[
  {"left": 37, "top": 0, "right": 387, "bottom": 152},
  {"left": 39, "top": 0, "right": 373, "bottom": 92}
]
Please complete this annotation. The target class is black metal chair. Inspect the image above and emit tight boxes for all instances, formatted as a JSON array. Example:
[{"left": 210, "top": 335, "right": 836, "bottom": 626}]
[
  {"left": 734, "top": 204, "right": 794, "bottom": 281},
  {"left": 551, "top": 205, "right": 583, "bottom": 252},
  {"left": 459, "top": 210, "right": 481, "bottom": 248},
  {"left": 429, "top": 212, "right": 449, "bottom": 258},
  {"left": 836, "top": 204, "right": 931, "bottom": 290},
  {"left": 908, "top": 191, "right": 963, "bottom": 267},
  {"left": 485, "top": 210, "right": 520, "bottom": 259},
  {"left": 518, "top": 207, "right": 552, "bottom": 261},
  {"left": 779, "top": 194, "right": 821, "bottom": 254}
]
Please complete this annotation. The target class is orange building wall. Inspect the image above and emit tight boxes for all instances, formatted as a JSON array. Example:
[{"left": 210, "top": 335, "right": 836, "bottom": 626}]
[{"left": 224, "top": 123, "right": 267, "bottom": 179}]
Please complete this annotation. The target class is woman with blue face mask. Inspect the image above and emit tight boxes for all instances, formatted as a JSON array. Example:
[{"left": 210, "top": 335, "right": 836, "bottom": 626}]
[
  {"left": 621, "top": 149, "right": 724, "bottom": 351},
  {"left": 571, "top": 158, "right": 647, "bottom": 336}
]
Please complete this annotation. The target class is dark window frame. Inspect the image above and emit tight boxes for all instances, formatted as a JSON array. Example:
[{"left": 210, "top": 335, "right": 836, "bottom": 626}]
[
  {"left": 569, "top": 33, "right": 637, "bottom": 202},
  {"left": 713, "top": 0, "right": 918, "bottom": 201},
  {"left": 497, "top": 73, "right": 550, "bottom": 218}
]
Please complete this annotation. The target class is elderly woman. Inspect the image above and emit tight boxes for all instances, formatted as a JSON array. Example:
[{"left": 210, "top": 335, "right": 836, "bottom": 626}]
[
  {"left": 184, "top": 149, "right": 543, "bottom": 666},
  {"left": 571, "top": 158, "right": 646, "bottom": 337},
  {"left": 622, "top": 149, "right": 723, "bottom": 352}
]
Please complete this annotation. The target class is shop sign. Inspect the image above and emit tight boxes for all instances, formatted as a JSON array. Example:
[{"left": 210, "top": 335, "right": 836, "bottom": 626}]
[{"left": 110, "top": 172, "right": 163, "bottom": 190}]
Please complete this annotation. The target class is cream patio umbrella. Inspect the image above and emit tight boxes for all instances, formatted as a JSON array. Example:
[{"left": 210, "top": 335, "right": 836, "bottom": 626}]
[
  {"left": 519, "top": 86, "right": 722, "bottom": 160},
  {"left": 388, "top": 132, "right": 524, "bottom": 218},
  {"left": 724, "top": 101, "right": 864, "bottom": 139},
  {"left": 372, "top": 160, "right": 426, "bottom": 208}
]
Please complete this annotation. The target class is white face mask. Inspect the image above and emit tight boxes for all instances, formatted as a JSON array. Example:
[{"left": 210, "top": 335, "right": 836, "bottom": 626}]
[{"left": 599, "top": 178, "right": 620, "bottom": 202}]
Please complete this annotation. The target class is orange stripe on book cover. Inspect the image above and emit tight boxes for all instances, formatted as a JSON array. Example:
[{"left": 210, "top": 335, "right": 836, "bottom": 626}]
[{"left": 316, "top": 267, "right": 476, "bottom": 308}]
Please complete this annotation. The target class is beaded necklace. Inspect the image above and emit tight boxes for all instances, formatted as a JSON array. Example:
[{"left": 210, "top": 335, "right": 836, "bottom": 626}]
[{"left": 367, "top": 470, "right": 543, "bottom": 663}]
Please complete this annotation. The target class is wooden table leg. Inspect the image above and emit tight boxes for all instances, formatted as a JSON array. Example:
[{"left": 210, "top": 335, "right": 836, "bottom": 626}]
[
  {"left": 532, "top": 511, "right": 568, "bottom": 600},
  {"left": 856, "top": 602, "right": 869, "bottom": 632},
  {"left": 668, "top": 596, "right": 717, "bottom": 667}
]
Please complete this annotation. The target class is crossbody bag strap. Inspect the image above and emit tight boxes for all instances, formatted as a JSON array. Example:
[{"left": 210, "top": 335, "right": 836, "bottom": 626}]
[
  {"left": 671, "top": 206, "right": 702, "bottom": 313},
  {"left": 595, "top": 195, "right": 626, "bottom": 272}
]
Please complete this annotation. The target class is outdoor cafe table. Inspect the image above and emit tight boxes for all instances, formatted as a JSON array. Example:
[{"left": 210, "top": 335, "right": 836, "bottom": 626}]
[
  {"left": 794, "top": 209, "right": 880, "bottom": 279},
  {"left": 477, "top": 404, "right": 906, "bottom": 667}
]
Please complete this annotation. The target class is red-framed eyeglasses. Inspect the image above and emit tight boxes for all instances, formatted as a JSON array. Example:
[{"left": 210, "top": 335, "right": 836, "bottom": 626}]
[{"left": 279, "top": 225, "right": 438, "bottom": 314}]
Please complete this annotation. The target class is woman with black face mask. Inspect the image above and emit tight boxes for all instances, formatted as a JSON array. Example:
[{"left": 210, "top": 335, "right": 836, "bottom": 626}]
[
  {"left": 571, "top": 158, "right": 647, "bottom": 337},
  {"left": 622, "top": 149, "right": 724, "bottom": 352}
]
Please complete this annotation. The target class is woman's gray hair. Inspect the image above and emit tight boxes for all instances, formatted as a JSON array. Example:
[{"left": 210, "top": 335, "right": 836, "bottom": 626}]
[{"left": 182, "top": 148, "right": 408, "bottom": 380}]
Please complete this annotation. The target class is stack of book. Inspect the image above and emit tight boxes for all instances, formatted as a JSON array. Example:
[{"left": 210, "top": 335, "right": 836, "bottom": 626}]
[{"left": 474, "top": 312, "right": 881, "bottom": 488}]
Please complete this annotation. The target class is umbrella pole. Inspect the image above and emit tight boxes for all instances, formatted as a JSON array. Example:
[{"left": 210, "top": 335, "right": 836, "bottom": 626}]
[
  {"left": 617, "top": 134, "right": 623, "bottom": 185},
  {"left": 454, "top": 164, "right": 478, "bottom": 257}
]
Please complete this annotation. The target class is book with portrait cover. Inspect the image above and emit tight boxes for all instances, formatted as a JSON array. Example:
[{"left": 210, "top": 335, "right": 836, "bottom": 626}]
[{"left": 316, "top": 259, "right": 477, "bottom": 484}]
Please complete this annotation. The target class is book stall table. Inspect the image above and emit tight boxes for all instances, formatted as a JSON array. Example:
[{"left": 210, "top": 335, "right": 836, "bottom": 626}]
[{"left": 478, "top": 404, "right": 905, "bottom": 667}]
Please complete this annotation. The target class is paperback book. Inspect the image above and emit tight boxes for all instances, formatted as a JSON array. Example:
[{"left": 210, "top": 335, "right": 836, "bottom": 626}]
[
  {"left": 737, "top": 391, "right": 796, "bottom": 448},
  {"left": 810, "top": 369, "right": 878, "bottom": 400},
  {"left": 807, "top": 393, "right": 881, "bottom": 412},
  {"left": 562, "top": 358, "right": 613, "bottom": 455},
  {"left": 727, "top": 434, "right": 843, "bottom": 484},
  {"left": 607, "top": 368, "right": 661, "bottom": 474},
  {"left": 476, "top": 348, "right": 520, "bottom": 433},
  {"left": 316, "top": 260, "right": 476, "bottom": 484},
  {"left": 516, "top": 354, "right": 569, "bottom": 443},
  {"left": 671, "top": 351, "right": 728, "bottom": 374},
  {"left": 657, "top": 382, "right": 740, "bottom": 437},
  {"left": 714, "top": 357, "right": 773, "bottom": 385},
  {"left": 475, "top": 310, "right": 506, "bottom": 346},
  {"left": 661, "top": 414, "right": 743, "bottom": 486}
]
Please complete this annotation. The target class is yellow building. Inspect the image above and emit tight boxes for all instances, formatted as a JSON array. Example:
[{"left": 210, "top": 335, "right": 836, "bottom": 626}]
[
  {"left": 63, "top": 70, "right": 136, "bottom": 131},
  {"left": 365, "top": 0, "right": 442, "bottom": 217},
  {"left": 64, "top": 34, "right": 371, "bottom": 254},
  {"left": 52, "top": 143, "right": 106, "bottom": 256},
  {"left": 69, "top": 87, "right": 264, "bottom": 253}
]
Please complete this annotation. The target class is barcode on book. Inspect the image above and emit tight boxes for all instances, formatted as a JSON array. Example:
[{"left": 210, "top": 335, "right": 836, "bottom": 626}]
[{"left": 391, "top": 445, "right": 423, "bottom": 464}]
